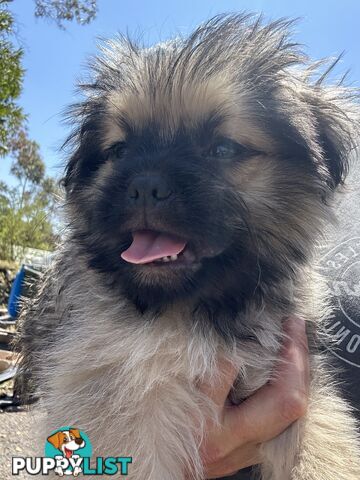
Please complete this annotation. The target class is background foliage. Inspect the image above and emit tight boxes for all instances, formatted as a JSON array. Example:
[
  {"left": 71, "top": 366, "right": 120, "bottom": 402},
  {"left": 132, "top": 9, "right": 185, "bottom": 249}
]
[
  {"left": 0, "top": 0, "right": 98, "bottom": 262},
  {"left": 0, "top": 0, "right": 24, "bottom": 156},
  {"left": 0, "top": 129, "right": 60, "bottom": 260}
]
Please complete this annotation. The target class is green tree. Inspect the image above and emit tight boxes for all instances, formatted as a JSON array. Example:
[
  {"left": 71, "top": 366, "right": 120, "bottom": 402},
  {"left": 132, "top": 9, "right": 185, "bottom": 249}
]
[
  {"left": 0, "top": 0, "right": 97, "bottom": 259},
  {"left": 34, "top": 0, "right": 97, "bottom": 29},
  {"left": 0, "top": 0, "right": 98, "bottom": 155},
  {"left": 0, "top": 130, "right": 60, "bottom": 261},
  {"left": 0, "top": 0, "right": 24, "bottom": 155}
]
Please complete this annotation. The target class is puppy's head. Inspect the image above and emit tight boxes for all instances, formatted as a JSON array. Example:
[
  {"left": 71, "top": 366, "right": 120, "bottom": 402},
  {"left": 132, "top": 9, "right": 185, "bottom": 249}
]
[{"left": 63, "top": 14, "right": 359, "bottom": 320}]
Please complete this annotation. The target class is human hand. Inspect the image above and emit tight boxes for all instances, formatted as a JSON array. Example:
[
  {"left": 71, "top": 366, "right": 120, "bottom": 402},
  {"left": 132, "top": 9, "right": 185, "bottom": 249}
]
[{"left": 199, "top": 317, "right": 309, "bottom": 479}]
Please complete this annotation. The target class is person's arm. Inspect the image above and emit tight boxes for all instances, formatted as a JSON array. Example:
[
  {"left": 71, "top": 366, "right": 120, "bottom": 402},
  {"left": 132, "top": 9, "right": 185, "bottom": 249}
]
[{"left": 199, "top": 317, "right": 309, "bottom": 479}]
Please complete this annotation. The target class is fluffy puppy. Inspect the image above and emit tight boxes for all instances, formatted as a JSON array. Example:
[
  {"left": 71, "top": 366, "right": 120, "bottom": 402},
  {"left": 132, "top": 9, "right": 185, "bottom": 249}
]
[{"left": 17, "top": 13, "right": 360, "bottom": 480}]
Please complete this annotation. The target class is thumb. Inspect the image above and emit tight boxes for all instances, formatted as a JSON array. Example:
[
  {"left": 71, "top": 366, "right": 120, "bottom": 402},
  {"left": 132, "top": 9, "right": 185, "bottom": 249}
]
[{"left": 224, "top": 317, "right": 309, "bottom": 444}]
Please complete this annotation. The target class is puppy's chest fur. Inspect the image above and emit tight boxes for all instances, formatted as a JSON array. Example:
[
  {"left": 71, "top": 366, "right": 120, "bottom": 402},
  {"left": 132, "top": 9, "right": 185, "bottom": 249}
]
[
  {"left": 19, "top": 245, "right": 344, "bottom": 480},
  {"left": 38, "top": 246, "right": 319, "bottom": 420}
]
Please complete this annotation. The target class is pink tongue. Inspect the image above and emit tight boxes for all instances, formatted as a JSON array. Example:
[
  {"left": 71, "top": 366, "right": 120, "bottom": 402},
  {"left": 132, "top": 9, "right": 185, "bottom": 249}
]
[
  {"left": 121, "top": 231, "right": 187, "bottom": 264},
  {"left": 64, "top": 448, "right": 72, "bottom": 459}
]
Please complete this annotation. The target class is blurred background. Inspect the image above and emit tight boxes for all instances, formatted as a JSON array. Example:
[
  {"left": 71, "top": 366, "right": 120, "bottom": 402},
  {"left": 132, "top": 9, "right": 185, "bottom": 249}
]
[{"left": 0, "top": 0, "right": 359, "bottom": 294}]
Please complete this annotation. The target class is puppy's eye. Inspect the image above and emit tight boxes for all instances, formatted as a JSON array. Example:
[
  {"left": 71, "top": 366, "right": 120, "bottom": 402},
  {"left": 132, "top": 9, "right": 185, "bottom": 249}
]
[
  {"left": 207, "top": 139, "right": 250, "bottom": 160},
  {"left": 107, "top": 141, "right": 127, "bottom": 159}
]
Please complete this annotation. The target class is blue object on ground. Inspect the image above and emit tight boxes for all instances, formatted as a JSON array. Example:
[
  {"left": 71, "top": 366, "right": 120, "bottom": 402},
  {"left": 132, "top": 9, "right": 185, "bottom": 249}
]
[{"left": 7, "top": 266, "right": 25, "bottom": 318}]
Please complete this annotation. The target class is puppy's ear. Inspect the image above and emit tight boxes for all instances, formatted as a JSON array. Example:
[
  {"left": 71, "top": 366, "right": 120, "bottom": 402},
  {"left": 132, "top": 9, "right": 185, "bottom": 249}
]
[
  {"left": 304, "top": 82, "right": 359, "bottom": 189},
  {"left": 62, "top": 101, "right": 106, "bottom": 194},
  {"left": 62, "top": 149, "right": 80, "bottom": 192},
  {"left": 63, "top": 132, "right": 105, "bottom": 194},
  {"left": 47, "top": 431, "right": 63, "bottom": 450}
]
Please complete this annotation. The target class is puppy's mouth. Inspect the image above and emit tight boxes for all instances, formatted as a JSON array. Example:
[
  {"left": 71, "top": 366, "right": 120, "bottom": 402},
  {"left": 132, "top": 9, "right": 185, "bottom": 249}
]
[
  {"left": 121, "top": 230, "right": 196, "bottom": 267},
  {"left": 64, "top": 447, "right": 73, "bottom": 458}
]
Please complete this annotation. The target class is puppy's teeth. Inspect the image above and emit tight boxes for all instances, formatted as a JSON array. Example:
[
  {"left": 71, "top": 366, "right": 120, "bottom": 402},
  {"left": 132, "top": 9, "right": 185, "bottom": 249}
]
[
  {"left": 162, "top": 257, "right": 170, "bottom": 262},
  {"left": 170, "top": 255, "right": 178, "bottom": 261}
]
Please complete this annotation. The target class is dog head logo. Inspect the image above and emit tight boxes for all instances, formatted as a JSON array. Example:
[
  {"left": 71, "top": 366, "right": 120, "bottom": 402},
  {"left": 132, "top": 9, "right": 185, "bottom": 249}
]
[
  {"left": 47, "top": 428, "right": 86, "bottom": 459},
  {"left": 45, "top": 427, "right": 91, "bottom": 476}
]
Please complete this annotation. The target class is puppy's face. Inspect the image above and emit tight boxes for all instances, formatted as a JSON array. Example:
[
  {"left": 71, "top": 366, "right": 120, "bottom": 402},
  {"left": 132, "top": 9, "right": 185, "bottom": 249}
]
[{"left": 64, "top": 15, "right": 356, "bottom": 317}]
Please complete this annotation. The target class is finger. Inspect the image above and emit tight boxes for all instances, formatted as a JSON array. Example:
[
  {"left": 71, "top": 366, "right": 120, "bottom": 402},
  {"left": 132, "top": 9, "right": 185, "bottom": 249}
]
[
  {"left": 205, "top": 443, "right": 260, "bottom": 479},
  {"left": 225, "top": 317, "right": 309, "bottom": 444},
  {"left": 277, "top": 316, "right": 310, "bottom": 394},
  {"left": 198, "top": 358, "right": 239, "bottom": 408}
]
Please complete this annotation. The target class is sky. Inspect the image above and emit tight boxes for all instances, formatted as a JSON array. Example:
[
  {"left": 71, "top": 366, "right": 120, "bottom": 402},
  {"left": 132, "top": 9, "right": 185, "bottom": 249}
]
[{"left": 1, "top": 0, "right": 360, "bottom": 184}]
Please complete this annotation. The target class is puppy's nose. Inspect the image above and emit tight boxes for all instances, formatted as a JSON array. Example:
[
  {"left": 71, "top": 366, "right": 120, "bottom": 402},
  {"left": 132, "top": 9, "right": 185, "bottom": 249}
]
[
  {"left": 127, "top": 175, "right": 173, "bottom": 204},
  {"left": 75, "top": 438, "right": 83, "bottom": 445}
]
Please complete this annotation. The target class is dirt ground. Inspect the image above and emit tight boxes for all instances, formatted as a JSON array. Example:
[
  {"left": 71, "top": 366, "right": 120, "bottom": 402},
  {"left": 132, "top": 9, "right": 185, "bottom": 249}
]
[{"left": 0, "top": 409, "right": 35, "bottom": 479}]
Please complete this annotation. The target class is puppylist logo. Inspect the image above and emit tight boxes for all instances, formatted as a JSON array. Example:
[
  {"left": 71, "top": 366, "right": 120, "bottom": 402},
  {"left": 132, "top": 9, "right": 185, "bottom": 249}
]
[{"left": 12, "top": 427, "right": 132, "bottom": 476}]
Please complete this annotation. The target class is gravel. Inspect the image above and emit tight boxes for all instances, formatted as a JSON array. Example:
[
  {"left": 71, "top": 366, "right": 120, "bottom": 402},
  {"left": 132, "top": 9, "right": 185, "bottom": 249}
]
[{"left": 0, "top": 409, "right": 36, "bottom": 479}]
